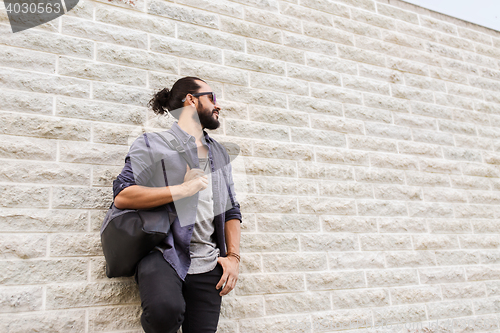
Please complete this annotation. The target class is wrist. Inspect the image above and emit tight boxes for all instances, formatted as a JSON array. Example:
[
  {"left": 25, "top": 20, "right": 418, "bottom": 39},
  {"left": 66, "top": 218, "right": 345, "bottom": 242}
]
[{"left": 226, "top": 252, "right": 240, "bottom": 263}]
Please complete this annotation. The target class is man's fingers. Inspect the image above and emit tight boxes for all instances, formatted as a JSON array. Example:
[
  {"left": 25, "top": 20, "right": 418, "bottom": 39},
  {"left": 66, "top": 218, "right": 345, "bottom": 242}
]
[
  {"left": 216, "top": 273, "right": 228, "bottom": 290},
  {"left": 220, "top": 278, "right": 234, "bottom": 296}
]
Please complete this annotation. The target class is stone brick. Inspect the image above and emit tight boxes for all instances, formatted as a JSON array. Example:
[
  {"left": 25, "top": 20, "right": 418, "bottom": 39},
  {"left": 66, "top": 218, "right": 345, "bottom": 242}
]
[
  {"left": 247, "top": 38, "right": 305, "bottom": 64},
  {"left": 239, "top": 253, "right": 262, "bottom": 274},
  {"left": 150, "top": 35, "right": 222, "bottom": 65},
  {"left": 320, "top": 181, "right": 373, "bottom": 199},
  {"left": 245, "top": 6, "right": 301, "bottom": 33},
  {"left": 366, "top": 122, "right": 412, "bottom": 141},
  {"left": 224, "top": 50, "right": 285, "bottom": 75},
  {"left": 66, "top": 0, "right": 94, "bottom": 19},
  {"left": 437, "top": 33, "right": 475, "bottom": 52},
  {"left": 363, "top": 93, "right": 411, "bottom": 113},
  {"left": 441, "top": 282, "right": 486, "bottom": 299},
  {"left": 0, "top": 234, "right": 46, "bottom": 259},
  {"left": 475, "top": 43, "right": 500, "bottom": 60},
  {"left": 410, "top": 101, "right": 453, "bottom": 120},
  {"left": 383, "top": 30, "right": 427, "bottom": 52},
  {"left": 404, "top": 73, "right": 446, "bottom": 92},
  {"left": 386, "top": 250, "right": 435, "bottom": 268},
  {"left": 250, "top": 72, "right": 308, "bottom": 96},
  {"left": 0, "top": 310, "right": 86, "bottom": 333},
  {"left": 306, "top": 271, "right": 365, "bottom": 291},
  {"left": 467, "top": 266, "right": 500, "bottom": 281},
  {"left": 224, "top": 85, "right": 287, "bottom": 108},
  {"left": 441, "top": 57, "right": 479, "bottom": 76},
  {"left": 430, "top": 66, "right": 468, "bottom": 84},
  {"left": 412, "top": 128, "right": 454, "bottom": 146},
  {"left": 94, "top": 0, "right": 145, "bottom": 11},
  {"left": 0, "top": 89, "right": 53, "bottom": 115},
  {"left": 454, "top": 110, "right": 491, "bottom": 127},
  {"left": 423, "top": 188, "right": 468, "bottom": 203},
  {"left": 97, "top": 82, "right": 151, "bottom": 106},
  {"left": 374, "top": 185, "right": 422, "bottom": 201},
  {"left": 460, "top": 235, "right": 500, "bottom": 249},
  {"left": 50, "top": 233, "right": 101, "bottom": 256},
  {"left": 0, "top": 25, "right": 93, "bottom": 59},
  {"left": 0, "top": 185, "right": 49, "bottom": 208},
  {"left": 435, "top": 250, "right": 481, "bottom": 266},
  {"left": 366, "top": 268, "right": 418, "bottom": 287},
  {"left": 236, "top": 273, "right": 305, "bottom": 295},
  {"left": 46, "top": 281, "right": 139, "bottom": 309},
  {"left": 279, "top": 2, "right": 333, "bottom": 27},
  {"left": 377, "top": 3, "right": 418, "bottom": 24},
  {"left": 391, "top": 286, "right": 442, "bottom": 304},
  {"left": 240, "top": 194, "right": 298, "bottom": 213},
  {"left": 262, "top": 253, "right": 327, "bottom": 272},
  {"left": 0, "top": 286, "right": 43, "bottom": 313},
  {"left": 344, "top": 75, "right": 391, "bottom": 95},
  {"left": 226, "top": 119, "right": 289, "bottom": 141},
  {"left": 426, "top": 41, "right": 464, "bottom": 60},
  {"left": 413, "top": 234, "right": 459, "bottom": 250},
  {"left": 0, "top": 45, "right": 56, "bottom": 74},
  {"left": 348, "top": 135, "right": 398, "bottom": 153},
  {"left": 265, "top": 292, "right": 331, "bottom": 314},
  {"left": 177, "top": 0, "right": 243, "bottom": 18},
  {"left": 463, "top": 162, "right": 500, "bottom": 178},
  {"left": 464, "top": 52, "right": 497, "bottom": 69},
  {"left": 239, "top": 315, "right": 311, "bottom": 333},
  {"left": 357, "top": 200, "right": 408, "bottom": 216},
  {"left": 95, "top": 4, "right": 175, "bottom": 36},
  {"left": 253, "top": 141, "right": 313, "bottom": 161},
  {"left": 256, "top": 213, "right": 320, "bottom": 232},
  {"left": 221, "top": 16, "right": 281, "bottom": 43},
  {"left": 398, "top": 141, "right": 443, "bottom": 158},
  {"left": 303, "top": 21, "right": 354, "bottom": 45},
  {"left": 59, "top": 141, "right": 129, "bottom": 165},
  {"left": 230, "top": 0, "right": 279, "bottom": 11},
  {"left": 52, "top": 186, "right": 112, "bottom": 209},
  {"left": 316, "top": 148, "right": 369, "bottom": 167},
  {"left": 408, "top": 202, "right": 454, "bottom": 218},
  {"left": 288, "top": 95, "right": 343, "bottom": 115},
  {"left": 300, "top": 233, "right": 357, "bottom": 251},
  {"left": 254, "top": 177, "right": 317, "bottom": 196},
  {"left": 62, "top": 16, "right": 148, "bottom": 49},
  {"left": 419, "top": 158, "right": 461, "bottom": 175},
  {"left": 284, "top": 31, "right": 340, "bottom": 56},
  {"left": 420, "top": 16, "right": 458, "bottom": 35},
  {"left": 56, "top": 97, "right": 146, "bottom": 125},
  {"left": 0, "top": 68, "right": 90, "bottom": 98},
  {"left": 469, "top": 76, "right": 500, "bottom": 92},
  {"left": 379, "top": 217, "right": 427, "bottom": 233},
  {"left": 58, "top": 56, "right": 147, "bottom": 87},
  {"left": 305, "top": 52, "right": 358, "bottom": 75},
  {"left": 322, "top": 216, "right": 377, "bottom": 232},
  {"left": 0, "top": 160, "right": 90, "bottom": 185},
  {"left": 338, "top": 45, "right": 386, "bottom": 67},
  {"left": 391, "top": 84, "right": 434, "bottom": 103},
  {"left": 329, "top": 251, "right": 385, "bottom": 269},
  {"left": 311, "top": 309, "right": 374, "bottom": 331},
  {"left": 369, "top": 153, "right": 419, "bottom": 170},
  {"left": 299, "top": 0, "right": 350, "bottom": 18},
  {"left": 291, "top": 127, "right": 346, "bottom": 147},
  {"left": 299, "top": 197, "right": 356, "bottom": 215},
  {"left": 387, "top": 57, "right": 429, "bottom": 76},
  {"left": 0, "top": 258, "right": 87, "bottom": 285},
  {"left": 351, "top": 8, "right": 395, "bottom": 30},
  {"left": 242, "top": 158, "right": 296, "bottom": 177},
  {"left": 97, "top": 43, "right": 177, "bottom": 74},
  {"left": 148, "top": 0, "right": 218, "bottom": 28},
  {"left": 358, "top": 63, "right": 404, "bottom": 84},
  {"left": 435, "top": 93, "right": 474, "bottom": 110},
  {"left": 472, "top": 220, "right": 500, "bottom": 234},
  {"left": 0, "top": 209, "right": 87, "bottom": 232},
  {"left": 443, "top": 147, "right": 482, "bottom": 162},
  {"left": 287, "top": 63, "right": 342, "bottom": 86},
  {"left": 89, "top": 305, "right": 142, "bottom": 332},
  {"left": 355, "top": 167, "right": 405, "bottom": 184},
  {"left": 219, "top": 296, "right": 264, "bottom": 320},
  {"left": 92, "top": 165, "right": 125, "bottom": 188},
  {"left": 360, "top": 234, "right": 412, "bottom": 251},
  {"left": 451, "top": 175, "right": 491, "bottom": 190},
  {"left": 334, "top": 16, "right": 382, "bottom": 39}
]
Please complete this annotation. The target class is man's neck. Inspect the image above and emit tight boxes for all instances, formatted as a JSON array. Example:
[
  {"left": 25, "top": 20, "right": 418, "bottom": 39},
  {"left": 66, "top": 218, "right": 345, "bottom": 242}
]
[{"left": 177, "top": 112, "right": 204, "bottom": 144}]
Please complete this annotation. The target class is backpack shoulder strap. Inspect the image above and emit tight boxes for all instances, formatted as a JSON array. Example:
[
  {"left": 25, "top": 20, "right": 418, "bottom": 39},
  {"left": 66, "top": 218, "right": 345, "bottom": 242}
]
[{"left": 155, "top": 131, "right": 195, "bottom": 169}]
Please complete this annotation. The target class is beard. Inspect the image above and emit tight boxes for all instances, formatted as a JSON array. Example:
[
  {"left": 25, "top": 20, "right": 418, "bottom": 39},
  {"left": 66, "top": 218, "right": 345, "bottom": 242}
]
[{"left": 196, "top": 102, "right": 220, "bottom": 130}]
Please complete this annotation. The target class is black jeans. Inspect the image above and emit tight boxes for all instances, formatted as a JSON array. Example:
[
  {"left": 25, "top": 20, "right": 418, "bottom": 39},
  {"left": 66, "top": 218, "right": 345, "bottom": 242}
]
[{"left": 136, "top": 251, "right": 223, "bottom": 333}]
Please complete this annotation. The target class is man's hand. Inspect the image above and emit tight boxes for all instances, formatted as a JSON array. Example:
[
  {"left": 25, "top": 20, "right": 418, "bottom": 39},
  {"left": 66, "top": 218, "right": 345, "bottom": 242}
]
[
  {"left": 216, "top": 256, "right": 239, "bottom": 296},
  {"left": 181, "top": 165, "right": 208, "bottom": 196}
]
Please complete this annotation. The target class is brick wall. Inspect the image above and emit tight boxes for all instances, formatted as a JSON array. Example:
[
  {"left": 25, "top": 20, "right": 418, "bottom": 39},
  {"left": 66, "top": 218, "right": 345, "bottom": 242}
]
[{"left": 1, "top": 0, "right": 500, "bottom": 332}]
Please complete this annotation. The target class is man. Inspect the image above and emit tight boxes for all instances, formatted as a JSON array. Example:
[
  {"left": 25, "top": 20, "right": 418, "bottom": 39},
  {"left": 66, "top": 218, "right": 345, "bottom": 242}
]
[{"left": 112, "top": 77, "right": 242, "bottom": 333}]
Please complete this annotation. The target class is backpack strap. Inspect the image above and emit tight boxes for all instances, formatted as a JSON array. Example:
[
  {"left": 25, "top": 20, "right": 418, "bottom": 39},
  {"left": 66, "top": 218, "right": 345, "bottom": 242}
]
[
  {"left": 155, "top": 132, "right": 195, "bottom": 169},
  {"left": 143, "top": 133, "right": 168, "bottom": 187}
]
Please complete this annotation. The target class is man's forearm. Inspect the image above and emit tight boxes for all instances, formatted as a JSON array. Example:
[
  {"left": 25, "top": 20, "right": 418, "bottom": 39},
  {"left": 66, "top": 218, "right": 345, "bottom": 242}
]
[
  {"left": 114, "top": 184, "right": 186, "bottom": 209},
  {"left": 225, "top": 219, "right": 241, "bottom": 255}
]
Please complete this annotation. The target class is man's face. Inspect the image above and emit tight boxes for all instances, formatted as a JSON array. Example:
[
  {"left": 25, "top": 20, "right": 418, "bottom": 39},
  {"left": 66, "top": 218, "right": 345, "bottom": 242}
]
[{"left": 194, "top": 82, "right": 220, "bottom": 130}]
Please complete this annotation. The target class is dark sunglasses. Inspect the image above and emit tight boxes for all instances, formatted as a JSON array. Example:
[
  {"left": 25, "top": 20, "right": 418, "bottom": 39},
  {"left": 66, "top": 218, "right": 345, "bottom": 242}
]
[{"left": 182, "top": 92, "right": 216, "bottom": 104}]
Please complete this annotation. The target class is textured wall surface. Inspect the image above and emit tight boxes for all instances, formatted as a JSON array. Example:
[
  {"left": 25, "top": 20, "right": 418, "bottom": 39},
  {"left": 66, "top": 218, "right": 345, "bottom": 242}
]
[{"left": 1, "top": 0, "right": 500, "bottom": 332}]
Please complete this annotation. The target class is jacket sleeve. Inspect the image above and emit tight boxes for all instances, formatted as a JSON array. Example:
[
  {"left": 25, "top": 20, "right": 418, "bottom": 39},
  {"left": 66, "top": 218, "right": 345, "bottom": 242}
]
[
  {"left": 112, "top": 134, "right": 156, "bottom": 199},
  {"left": 222, "top": 151, "right": 242, "bottom": 223}
]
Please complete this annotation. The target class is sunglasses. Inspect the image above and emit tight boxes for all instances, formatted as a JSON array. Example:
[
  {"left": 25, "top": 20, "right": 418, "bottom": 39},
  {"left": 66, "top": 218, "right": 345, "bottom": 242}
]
[{"left": 182, "top": 92, "right": 217, "bottom": 105}]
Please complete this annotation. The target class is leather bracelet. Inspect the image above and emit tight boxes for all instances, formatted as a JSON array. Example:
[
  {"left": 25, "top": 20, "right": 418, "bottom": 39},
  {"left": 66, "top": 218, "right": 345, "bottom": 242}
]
[{"left": 227, "top": 252, "right": 240, "bottom": 262}]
